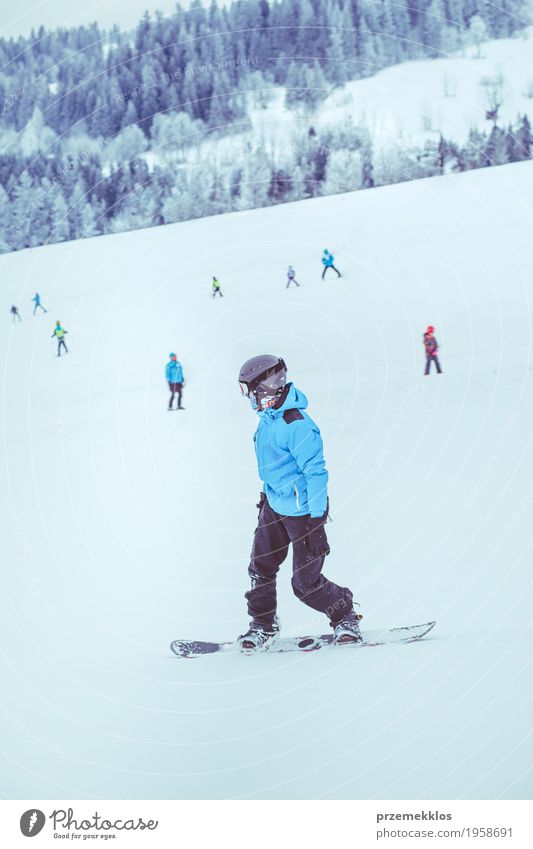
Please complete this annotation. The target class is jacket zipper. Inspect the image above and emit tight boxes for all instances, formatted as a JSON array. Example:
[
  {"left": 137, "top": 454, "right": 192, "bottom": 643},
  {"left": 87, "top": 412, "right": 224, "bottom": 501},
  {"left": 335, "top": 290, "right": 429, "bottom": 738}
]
[{"left": 294, "top": 483, "right": 300, "bottom": 510}]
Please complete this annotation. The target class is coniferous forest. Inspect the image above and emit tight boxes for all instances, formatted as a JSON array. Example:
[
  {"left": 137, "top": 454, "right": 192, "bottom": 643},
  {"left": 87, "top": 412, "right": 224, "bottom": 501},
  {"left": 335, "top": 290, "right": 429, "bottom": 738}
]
[{"left": 0, "top": 0, "right": 530, "bottom": 252}]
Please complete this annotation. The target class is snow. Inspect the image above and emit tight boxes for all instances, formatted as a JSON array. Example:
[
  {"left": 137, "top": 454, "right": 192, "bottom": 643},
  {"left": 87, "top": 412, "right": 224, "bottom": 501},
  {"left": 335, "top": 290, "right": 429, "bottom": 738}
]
[
  {"left": 1, "top": 161, "right": 532, "bottom": 800},
  {"left": 245, "top": 28, "right": 533, "bottom": 156},
  {"left": 146, "top": 28, "right": 533, "bottom": 177},
  {"left": 318, "top": 28, "right": 533, "bottom": 149}
]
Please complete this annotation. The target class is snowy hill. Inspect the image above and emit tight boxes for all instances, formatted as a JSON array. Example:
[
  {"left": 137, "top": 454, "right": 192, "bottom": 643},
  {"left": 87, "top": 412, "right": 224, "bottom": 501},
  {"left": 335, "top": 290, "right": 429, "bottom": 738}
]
[
  {"left": 1, "top": 161, "right": 532, "bottom": 800},
  {"left": 320, "top": 26, "right": 533, "bottom": 149},
  {"left": 249, "top": 26, "right": 533, "bottom": 153}
]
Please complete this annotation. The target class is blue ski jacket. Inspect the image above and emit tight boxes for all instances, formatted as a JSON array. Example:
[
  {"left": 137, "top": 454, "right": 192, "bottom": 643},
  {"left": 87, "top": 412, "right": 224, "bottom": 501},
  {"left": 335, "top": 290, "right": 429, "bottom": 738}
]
[
  {"left": 253, "top": 383, "right": 328, "bottom": 518},
  {"left": 166, "top": 360, "right": 184, "bottom": 382},
  {"left": 32, "top": 293, "right": 41, "bottom": 304},
  {"left": 322, "top": 252, "right": 334, "bottom": 267}
]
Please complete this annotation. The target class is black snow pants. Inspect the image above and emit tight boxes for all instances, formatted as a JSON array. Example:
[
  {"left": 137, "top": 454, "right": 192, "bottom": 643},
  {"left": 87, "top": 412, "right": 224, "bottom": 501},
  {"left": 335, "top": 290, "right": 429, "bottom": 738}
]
[
  {"left": 246, "top": 497, "right": 353, "bottom": 628},
  {"left": 57, "top": 339, "right": 68, "bottom": 356},
  {"left": 425, "top": 354, "right": 442, "bottom": 375},
  {"left": 321, "top": 264, "right": 341, "bottom": 279},
  {"left": 168, "top": 381, "right": 183, "bottom": 408}
]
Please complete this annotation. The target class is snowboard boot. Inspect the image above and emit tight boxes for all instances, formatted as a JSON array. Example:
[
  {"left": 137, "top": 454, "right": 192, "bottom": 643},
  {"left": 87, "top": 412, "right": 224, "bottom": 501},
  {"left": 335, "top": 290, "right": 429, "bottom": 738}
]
[
  {"left": 333, "top": 609, "right": 363, "bottom": 645},
  {"left": 238, "top": 615, "right": 280, "bottom": 652}
]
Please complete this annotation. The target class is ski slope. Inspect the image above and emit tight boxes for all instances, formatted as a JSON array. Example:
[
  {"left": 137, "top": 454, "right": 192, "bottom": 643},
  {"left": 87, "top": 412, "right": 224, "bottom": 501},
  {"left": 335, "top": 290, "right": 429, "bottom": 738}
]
[
  {"left": 150, "top": 26, "right": 533, "bottom": 190},
  {"left": 318, "top": 26, "right": 533, "bottom": 149},
  {"left": 1, "top": 161, "right": 532, "bottom": 800},
  {"left": 231, "top": 27, "right": 533, "bottom": 166}
]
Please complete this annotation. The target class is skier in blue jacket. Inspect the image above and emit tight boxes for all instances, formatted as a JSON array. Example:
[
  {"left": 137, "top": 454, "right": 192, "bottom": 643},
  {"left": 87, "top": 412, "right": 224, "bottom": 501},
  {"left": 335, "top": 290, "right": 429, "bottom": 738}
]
[
  {"left": 321, "top": 249, "right": 341, "bottom": 279},
  {"left": 32, "top": 292, "right": 47, "bottom": 314},
  {"left": 165, "top": 353, "right": 184, "bottom": 410},
  {"left": 236, "top": 354, "right": 361, "bottom": 651}
]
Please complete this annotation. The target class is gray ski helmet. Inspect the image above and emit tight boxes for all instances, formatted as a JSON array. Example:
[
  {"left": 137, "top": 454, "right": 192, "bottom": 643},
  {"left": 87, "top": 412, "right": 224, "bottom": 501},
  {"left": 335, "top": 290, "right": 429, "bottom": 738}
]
[{"left": 238, "top": 355, "right": 287, "bottom": 408}]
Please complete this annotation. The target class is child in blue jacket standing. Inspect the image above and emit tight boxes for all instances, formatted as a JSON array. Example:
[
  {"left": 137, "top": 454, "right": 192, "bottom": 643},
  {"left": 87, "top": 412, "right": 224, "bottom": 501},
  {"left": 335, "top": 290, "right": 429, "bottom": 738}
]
[
  {"left": 236, "top": 354, "right": 361, "bottom": 651},
  {"left": 165, "top": 353, "right": 185, "bottom": 410}
]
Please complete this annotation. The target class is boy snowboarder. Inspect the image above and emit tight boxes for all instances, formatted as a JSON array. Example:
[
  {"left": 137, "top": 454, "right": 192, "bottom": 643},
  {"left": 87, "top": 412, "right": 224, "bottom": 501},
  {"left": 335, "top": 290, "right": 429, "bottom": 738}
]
[
  {"left": 51, "top": 321, "right": 68, "bottom": 356},
  {"left": 286, "top": 265, "right": 300, "bottom": 288},
  {"left": 165, "top": 353, "right": 184, "bottom": 410},
  {"left": 237, "top": 354, "right": 362, "bottom": 651},
  {"left": 10, "top": 305, "right": 21, "bottom": 322},
  {"left": 32, "top": 293, "right": 47, "bottom": 314},
  {"left": 321, "top": 249, "right": 341, "bottom": 279},
  {"left": 423, "top": 325, "right": 442, "bottom": 375},
  {"left": 212, "top": 276, "right": 223, "bottom": 298}
]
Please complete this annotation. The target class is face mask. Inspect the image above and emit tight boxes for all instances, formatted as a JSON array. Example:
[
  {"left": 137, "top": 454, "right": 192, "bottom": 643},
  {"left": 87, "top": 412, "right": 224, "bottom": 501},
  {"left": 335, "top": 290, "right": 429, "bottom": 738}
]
[
  {"left": 259, "top": 395, "right": 278, "bottom": 410},
  {"left": 239, "top": 380, "right": 279, "bottom": 411}
]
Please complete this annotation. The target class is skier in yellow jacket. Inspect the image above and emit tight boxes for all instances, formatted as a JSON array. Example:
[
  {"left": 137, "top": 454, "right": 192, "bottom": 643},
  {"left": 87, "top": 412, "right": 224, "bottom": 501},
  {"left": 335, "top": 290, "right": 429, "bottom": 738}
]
[{"left": 51, "top": 321, "right": 68, "bottom": 357}]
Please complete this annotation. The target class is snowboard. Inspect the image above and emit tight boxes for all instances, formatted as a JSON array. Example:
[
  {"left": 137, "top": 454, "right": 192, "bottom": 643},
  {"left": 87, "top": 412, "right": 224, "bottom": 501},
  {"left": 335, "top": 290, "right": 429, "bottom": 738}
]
[{"left": 170, "top": 621, "right": 436, "bottom": 658}]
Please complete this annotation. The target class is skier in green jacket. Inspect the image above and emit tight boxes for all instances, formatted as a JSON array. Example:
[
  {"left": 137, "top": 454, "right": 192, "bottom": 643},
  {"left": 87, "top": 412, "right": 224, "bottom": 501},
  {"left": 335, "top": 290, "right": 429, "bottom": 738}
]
[{"left": 51, "top": 321, "right": 68, "bottom": 357}]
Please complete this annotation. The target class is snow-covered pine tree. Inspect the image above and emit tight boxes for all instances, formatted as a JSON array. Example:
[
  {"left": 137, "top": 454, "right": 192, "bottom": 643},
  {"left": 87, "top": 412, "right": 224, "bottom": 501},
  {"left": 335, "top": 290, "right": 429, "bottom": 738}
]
[
  {"left": 323, "top": 148, "right": 363, "bottom": 195},
  {"left": 8, "top": 172, "right": 34, "bottom": 250}
]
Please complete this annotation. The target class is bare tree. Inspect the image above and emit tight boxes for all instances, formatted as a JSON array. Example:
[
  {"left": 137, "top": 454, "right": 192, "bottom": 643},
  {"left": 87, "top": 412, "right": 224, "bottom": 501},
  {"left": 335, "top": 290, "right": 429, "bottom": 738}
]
[{"left": 480, "top": 73, "right": 505, "bottom": 125}]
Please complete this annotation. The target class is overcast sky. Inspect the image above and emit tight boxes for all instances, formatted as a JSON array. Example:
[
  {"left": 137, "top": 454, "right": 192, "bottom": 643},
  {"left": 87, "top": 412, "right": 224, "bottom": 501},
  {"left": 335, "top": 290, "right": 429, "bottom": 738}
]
[{"left": 0, "top": 0, "right": 191, "bottom": 38}]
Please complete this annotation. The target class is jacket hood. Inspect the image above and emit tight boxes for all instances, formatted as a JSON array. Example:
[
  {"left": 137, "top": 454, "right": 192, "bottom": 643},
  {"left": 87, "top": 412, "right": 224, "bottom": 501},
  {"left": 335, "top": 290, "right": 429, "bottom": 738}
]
[{"left": 257, "top": 383, "right": 308, "bottom": 420}]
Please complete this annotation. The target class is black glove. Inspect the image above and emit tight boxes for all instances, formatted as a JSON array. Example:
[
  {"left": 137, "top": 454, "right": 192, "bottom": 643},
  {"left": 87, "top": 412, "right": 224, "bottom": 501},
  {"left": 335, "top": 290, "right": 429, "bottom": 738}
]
[{"left": 256, "top": 492, "right": 266, "bottom": 512}]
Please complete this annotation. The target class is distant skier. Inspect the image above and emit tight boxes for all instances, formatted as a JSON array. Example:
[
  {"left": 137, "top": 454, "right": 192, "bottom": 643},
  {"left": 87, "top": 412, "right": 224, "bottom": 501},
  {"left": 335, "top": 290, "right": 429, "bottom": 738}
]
[
  {"left": 321, "top": 249, "right": 341, "bottom": 279},
  {"left": 32, "top": 293, "right": 47, "bottom": 314},
  {"left": 51, "top": 321, "right": 68, "bottom": 356},
  {"left": 212, "top": 276, "right": 223, "bottom": 298},
  {"left": 236, "top": 354, "right": 362, "bottom": 651},
  {"left": 165, "top": 352, "right": 184, "bottom": 410},
  {"left": 423, "top": 325, "right": 442, "bottom": 375},
  {"left": 10, "top": 305, "right": 21, "bottom": 322},
  {"left": 286, "top": 265, "right": 300, "bottom": 288}
]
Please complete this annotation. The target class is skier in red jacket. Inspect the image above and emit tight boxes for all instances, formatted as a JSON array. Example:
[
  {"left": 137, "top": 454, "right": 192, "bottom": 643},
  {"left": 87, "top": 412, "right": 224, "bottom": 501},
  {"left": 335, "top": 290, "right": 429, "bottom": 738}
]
[{"left": 423, "top": 325, "right": 442, "bottom": 375}]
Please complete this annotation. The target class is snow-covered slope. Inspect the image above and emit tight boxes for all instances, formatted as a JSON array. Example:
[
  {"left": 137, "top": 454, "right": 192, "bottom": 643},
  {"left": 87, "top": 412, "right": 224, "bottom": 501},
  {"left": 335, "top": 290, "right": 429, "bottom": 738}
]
[
  {"left": 1, "top": 162, "right": 532, "bottom": 800},
  {"left": 162, "top": 27, "right": 533, "bottom": 188},
  {"left": 247, "top": 27, "right": 533, "bottom": 155},
  {"left": 320, "top": 27, "right": 533, "bottom": 148}
]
